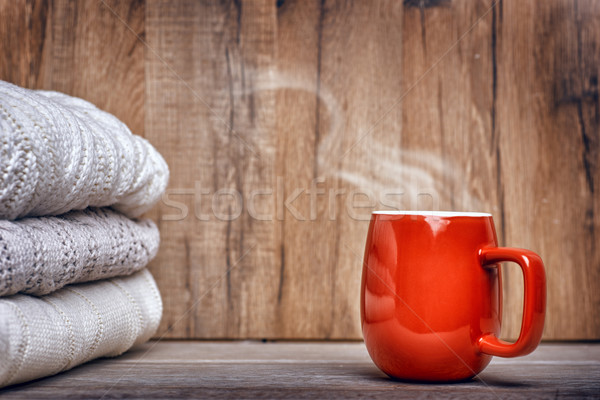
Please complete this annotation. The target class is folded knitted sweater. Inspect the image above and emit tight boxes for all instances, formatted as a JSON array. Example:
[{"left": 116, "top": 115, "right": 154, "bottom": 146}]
[
  {"left": 0, "top": 80, "right": 169, "bottom": 220},
  {"left": 0, "top": 269, "right": 162, "bottom": 388},
  {"left": 0, "top": 208, "right": 159, "bottom": 296}
]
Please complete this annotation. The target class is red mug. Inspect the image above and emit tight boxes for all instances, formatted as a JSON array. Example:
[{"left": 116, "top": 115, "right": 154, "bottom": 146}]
[{"left": 361, "top": 211, "right": 546, "bottom": 381}]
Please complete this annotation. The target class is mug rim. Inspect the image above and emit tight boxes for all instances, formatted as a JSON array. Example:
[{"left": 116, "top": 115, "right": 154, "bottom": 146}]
[{"left": 372, "top": 210, "right": 492, "bottom": 217}]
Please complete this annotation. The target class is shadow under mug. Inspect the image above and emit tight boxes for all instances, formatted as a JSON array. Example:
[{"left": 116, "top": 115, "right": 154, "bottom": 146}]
[{"left": 360, "top": 211, "right": 546, "bottom": 382}]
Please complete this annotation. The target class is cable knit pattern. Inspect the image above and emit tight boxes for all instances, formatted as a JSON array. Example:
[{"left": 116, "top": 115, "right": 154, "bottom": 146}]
[
  {"left": 0, "top": 208, "right": 159, "bottom": 296},
  {"left": 0, "top": 80, "right": 169, "bottom": 220},
  {"left": 0, "top": 81, "right": 166, "bottom": 388},
  {"left": 0, "top": 269, "right": 162, "bottom": 388}
]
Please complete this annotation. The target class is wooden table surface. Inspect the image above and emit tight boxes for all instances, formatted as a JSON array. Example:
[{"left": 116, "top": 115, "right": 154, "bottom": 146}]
[{"left": 1, "top": 341, "right": 598, "bottom": 399}]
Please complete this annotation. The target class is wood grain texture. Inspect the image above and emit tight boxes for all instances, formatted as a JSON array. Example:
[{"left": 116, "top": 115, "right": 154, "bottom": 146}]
[
  {"left": 0, "top": 0, "right": 145, "bottom": 134},
  {"left": 0, "top": 0, "right": 598, "bottom": 340},
  {"left": 1, "top": 341, "right": 598, "bottom": 398},
  {"left": 400, "top": 0, "right": 509, "bottom": 336},
  {"left": 274, "top": 0, "right": 326, "bottom": 338},
  {"left": 145, "top": 0, "right": 281, "bottom": 338},
  {"left": 315, "top": 0, "right": 405, "bottom": 339},
  {"left": 497, "top": 0, "right": 600, "bottom": 339}
]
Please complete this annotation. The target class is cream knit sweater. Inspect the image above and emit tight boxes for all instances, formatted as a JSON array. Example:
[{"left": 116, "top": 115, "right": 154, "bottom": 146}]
[
  {"left": 0, "top": 80, "right": 169, "bottom": 220},
  {"left": 0, "top": 80, "right": 167, "bottom": 389},
  {"left": 0, "top": 208, "right": 159, "bottom": 296},
  {"left": 0, "top": 269, "right": 162, "bottom": 388}
]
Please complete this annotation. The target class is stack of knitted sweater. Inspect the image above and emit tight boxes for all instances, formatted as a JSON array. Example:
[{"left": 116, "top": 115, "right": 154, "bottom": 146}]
[{"left": 0, "top": 80, "right": 169, "bottom": 387}]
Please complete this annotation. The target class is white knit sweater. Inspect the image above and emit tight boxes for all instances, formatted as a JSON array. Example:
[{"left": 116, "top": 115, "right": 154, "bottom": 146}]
[
  {"left": 0, "top": 80, "right": 169, "bottom": 220},
  {"left": 0, "top": 269, "right": 162, "bottom": 388},
  {"left": 0, "top": 208, "right": 159, "bottom": 296}
]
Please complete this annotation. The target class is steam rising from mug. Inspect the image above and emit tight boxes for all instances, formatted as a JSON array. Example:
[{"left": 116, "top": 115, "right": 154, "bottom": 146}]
[{"left": 237, "top": 69, "right": 485, "bottom": 211}]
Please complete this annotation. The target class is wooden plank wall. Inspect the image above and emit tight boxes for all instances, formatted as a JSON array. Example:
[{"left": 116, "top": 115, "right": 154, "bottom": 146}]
[{"left": 0, "top": 0, "right": 598, "bottom": 340}]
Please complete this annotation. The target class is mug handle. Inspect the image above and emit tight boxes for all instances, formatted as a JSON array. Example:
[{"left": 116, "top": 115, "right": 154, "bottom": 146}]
[{"left": 477, "top": 247, "right": 546, "bottom": 357}]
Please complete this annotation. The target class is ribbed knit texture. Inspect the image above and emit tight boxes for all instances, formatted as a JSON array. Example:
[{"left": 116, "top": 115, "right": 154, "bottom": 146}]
[
  {"left": 0, "top": 80, "right": 169, "bottom": 220},
  {"left": 0, "top": 81, "right": 167, "bottom": 388},
  {"left": 0, "top": 269, "right": 162, "bottom": 388},
  {"left": 0, "top": 208, "right": 159, "bottom": 296}
]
